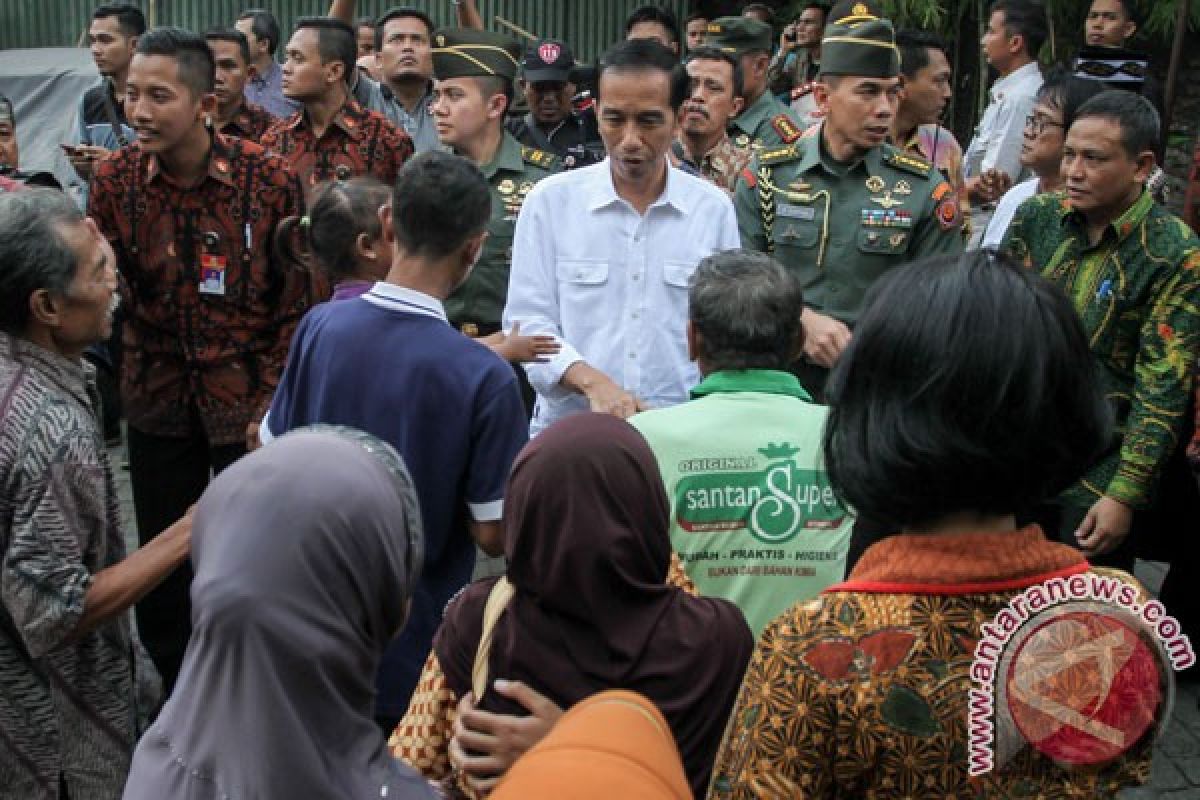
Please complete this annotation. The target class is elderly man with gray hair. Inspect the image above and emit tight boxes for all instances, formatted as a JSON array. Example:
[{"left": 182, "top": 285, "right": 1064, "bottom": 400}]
[
  {"left": 0, "top": 190, "right": 192, "bottom": 799},
  {"left": 630, "top": 249, "right": 853, "bottom": 634}
]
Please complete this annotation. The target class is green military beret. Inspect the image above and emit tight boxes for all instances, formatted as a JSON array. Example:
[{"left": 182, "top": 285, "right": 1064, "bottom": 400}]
[
  {"left": 819, "top": 12, "right": 899, "bottom": 79},
  {"left": 431, "top": 28, "right": 522, "bottom": 81},
  {"left": 704, "top": 16, "right": 773, "bottom": 56}
]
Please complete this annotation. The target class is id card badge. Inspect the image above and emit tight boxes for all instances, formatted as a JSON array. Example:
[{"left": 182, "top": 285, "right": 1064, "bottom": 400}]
[{"left": 199, "top": 252, "right": 227, "bottom": 296}]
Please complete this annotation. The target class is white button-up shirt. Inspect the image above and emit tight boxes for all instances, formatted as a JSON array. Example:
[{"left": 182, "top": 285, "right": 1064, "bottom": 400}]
[
  {"left": 503, "top": 159, "right": 740, "bottom": 435},
  {"left": 964, "top": 61, "right": 1043, "bottom": 183}
]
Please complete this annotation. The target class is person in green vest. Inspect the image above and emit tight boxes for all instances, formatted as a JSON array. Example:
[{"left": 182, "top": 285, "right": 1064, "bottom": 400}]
[
  {"left": 705, "top": 16, "right": 805, "bottom": 149},
  {"left": 630, "top": 249, "right": 853, "bottom": 635},
  {"left": 733, "top": 10, "right": 963, "bottom": 399},
  {"left": 430, "top": 28, "right": 561, "bottom": 368}
]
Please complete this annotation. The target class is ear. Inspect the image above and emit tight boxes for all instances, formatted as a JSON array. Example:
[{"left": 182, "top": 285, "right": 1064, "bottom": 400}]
[
  {"left": 895, "top": 74, "right": 909, "bottom": 99},
  {"left": 379, "top": 204, "right": 395, "bottom": 247},
  {"left": 463, "top": 230, "right": 487, "bottom": 267},
  {"left": 814, "top": 80, "right": 832, "bottom": 114},
  {"left": 1008, "top": 32, "right": 1025, "bottom": 57},
  {"left": 28, "top": 288, "right": 62, "bottom": 328},
  {"left": 327, "top": 59, "right": 347, "bottom": 88},
  {"left": 1122, "top": 21, "right": 1137, "bottom": 41},
  {"left": 354, "top": 231, "right": 378, "bottom": 261},
  {"left": 486, "top": 90, "right": 508, "bottom": 121},
  {"left": 686, "top": 319, "right": 699, "bottom": 363},
  {"left": 1133, "top": 150, "right": 1156, "bottom": 184},
  {"left": 731, "top": 94, "right": 745, "bottom": 116},
  {"left": 199, "top": 91, "right": 218, "bottom": 116},
  {"left": 247, "top": 62, "right": 258, "bottom": 80}
]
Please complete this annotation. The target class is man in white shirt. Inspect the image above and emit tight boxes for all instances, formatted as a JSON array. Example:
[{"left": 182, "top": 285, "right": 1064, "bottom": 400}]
[
  {"left": 503, "top": 38, "right": 740, "bottom": 435},
  {"left": 963, "top": 0, "right": 1045, "bottom": 244}
]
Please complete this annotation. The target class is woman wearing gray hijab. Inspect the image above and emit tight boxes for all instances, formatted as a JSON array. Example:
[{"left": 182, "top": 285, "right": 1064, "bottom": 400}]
[{"left": 123, "top": 426, "right": 436, "bottom": 800}]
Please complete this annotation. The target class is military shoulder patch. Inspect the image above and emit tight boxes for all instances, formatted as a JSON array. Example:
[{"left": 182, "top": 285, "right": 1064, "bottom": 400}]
[
  {"left": 934, "top": 183, "right": 963, "bottom": 231},
  {"left": 521, "top": 146, "right": 561, "bottom": 170},
  {"left": 883, "top": 146, "right": 934, "bottom": 177},
  {"left": 771, "top": 113, "right": 802, "bottom": 144},
  {"left": 759, "top": 143, "right": 801, "bottom": 166}
]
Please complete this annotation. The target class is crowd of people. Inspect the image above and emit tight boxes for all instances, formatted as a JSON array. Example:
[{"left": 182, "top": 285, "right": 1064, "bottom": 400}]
[{"left": 1, "top": 0, "right": 1199, "bottom": 798}]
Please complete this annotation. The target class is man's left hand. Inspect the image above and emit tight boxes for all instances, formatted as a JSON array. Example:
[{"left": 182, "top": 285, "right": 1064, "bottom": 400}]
[
  {"left": 448, "top": 680, "right": 564, "bottom": 795},
  {"left": 1075, "top": 496, "right": 1134, "bottom": 557}
]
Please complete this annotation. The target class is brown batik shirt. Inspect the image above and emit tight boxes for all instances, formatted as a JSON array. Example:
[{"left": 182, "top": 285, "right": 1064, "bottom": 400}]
[
  {"left": 218, "top": 100, "right": 276, "bottom": 143},
  {"left": 260, "top": 97, "right": 413, "bottom": 191},
  {"left": 88, "top": 133, "right": 318, "bottom": 445}
]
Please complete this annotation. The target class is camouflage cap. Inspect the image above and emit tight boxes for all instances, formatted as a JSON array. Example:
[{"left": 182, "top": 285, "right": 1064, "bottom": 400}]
[
  {"left": 704, "top": 16, "right": 773, "bottom": 56},
  {"left": 819, "top": 12, "right": 899, "bottom": 78},
  {"left": 431, "top": 28, "right": 522, "bottom": 81}
]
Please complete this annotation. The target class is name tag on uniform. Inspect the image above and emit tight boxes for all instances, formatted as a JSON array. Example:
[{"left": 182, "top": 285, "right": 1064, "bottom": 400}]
[
  {"left": 778, "top": 203, "right": 815, "bottom": 220},
  {"left": 199, "top": 253, "right": 227, "bottom": 296}
]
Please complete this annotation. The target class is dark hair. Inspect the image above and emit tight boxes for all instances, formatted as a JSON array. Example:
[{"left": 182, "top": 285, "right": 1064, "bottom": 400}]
[
  {"left": 624, "top": 5, "right": 681, "bottom": 45},
  {"left": 237, "top": 9, "right": 281, "bottom": 56},
  {"left": 896, "top": 29, "right": 949, "bottom": 79},
  {"left": 989, "top": 0, "right": 1049, "bottom": 59},
  {"left": 355, "top": 16, "right": 375, "bottom": 33},
  {"left": 275, "top": 178, "right": 392, "bottom": 284},
  {"left": 137, "top": 27, "right": 216, "bottom": 95},
  {"left": 205, "top": 27, "right": 251, "bottom": 65},
  {"left": 685, "top": 45, "right": 745, "bottom": 99},
  {"left": 685, "top": 11, "right": 710, "bottom": 26},
  {"left": 390, "top": 151, "right": 491, "bottom": 261},
  {"left": 823, "top": 250, "right": 1111, "bottom": 529},
  {"left": 0, "top": 190, "right": 87, "bottom": 335},
  {"left": 689, "top": 250, "right": 803, "bottom": 371},
  {"left": 294, "top": 17, "right": 358, "bottom": 84},
  {"left": 1098, "top": 0, "right": 1139, "bottom": 26},
  {"left": 598, "top": 39, "right": 690, "bottom": 111},
  {"left": 1074, "top": 89, "right": 1160, "bottom": 156},
  {"left": 1036, "top": 65, "right": 1106, "bottom": 132},
  {"left": 743, "top": 3, "right": 775, "bottom": 24},
  {"left": 473, "top": 75, "right": 515, "bottom": 116},
  {"left": 92, "top": 4, "right": 146, "bottom": 37},
  {"left": 375, "top": 7, "right": 436, "bottom": 51}
]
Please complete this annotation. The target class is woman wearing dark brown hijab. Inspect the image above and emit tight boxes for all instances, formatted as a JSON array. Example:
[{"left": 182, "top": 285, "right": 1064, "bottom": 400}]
[{"left": 391, "top": 413, "right": 754, "bottom": 798}]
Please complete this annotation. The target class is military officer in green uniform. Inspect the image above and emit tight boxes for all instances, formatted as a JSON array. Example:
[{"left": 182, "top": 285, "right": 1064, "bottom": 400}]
[
  {"left": 733, "top": 11, "right": 963, "bottom": 397},
  {"left": 430, "top": 29, "right": 561, "bottom": 341},
  {"left": 706, "top": 16, "right": 806, "bottom": 150}
]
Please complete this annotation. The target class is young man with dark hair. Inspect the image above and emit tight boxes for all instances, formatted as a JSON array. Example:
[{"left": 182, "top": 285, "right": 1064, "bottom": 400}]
[
  {"left": 355, "top": 15, "right": 376, "bottom": 58},
  {"left": 706, "top": 16, "right": 804, "bottom": 149},
  {"left": 673, "top": 46, "right": 751, "bottom": 194},
  {"left": 361, "top": 7, "right": 441, "bottom": 152},
  {"left": 893, "top": 29, "right": 967, "bottom": 231},
  {"left": 685, "top": 11, "right": 710, "bottom": 53},
  {"left": 734, "top": 11, "right": 964, "bottom": 397},
  {"left": 770, "top": 1, "right": 829, "bottom": 116},
  {"left": 1085, "top": 0, "right": 1138, "bottom": 47},
  {"left": 206, "top": 28, "right": 275, "bottom": 142},
  {"left": 963, "top": 0, "right": 1045, "bottom": 238},
  {"left": 236, "top": 8, "right": 297, "bottom": 118},
  {"left": 262, "top": 17, "right": 413, "bottom": 190},
  {"left": 0, "top": 189, "right": 194, "bottom": 800},
  {"left": 1002, "top": 91, "right": 1200, "bottom": 566},
  {"left": 69, "top": 4, "right": 145, "bottom": 184},
  {"left": 503, "top": 38, "right": 740, "bottom": 434},
  {"left": 262, "top": 150, "right": 529, "bottom": 730},
  {"left": 506, "top": 38, "right": 604, "bottom": 169},
  {"left": 624, "top": 5, "right": 681, "bottom": 57},
  {"left": 88, "top": 26, "right": 317, "bottom": 690},
  {"left": 429, "top": 28, "right": 561, "bottom": 373}
]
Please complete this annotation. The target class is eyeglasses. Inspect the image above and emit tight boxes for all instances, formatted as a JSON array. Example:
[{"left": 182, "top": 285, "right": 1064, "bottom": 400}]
[{"left": 1024, "top": 113, "right": 1065, "bottom": 136}]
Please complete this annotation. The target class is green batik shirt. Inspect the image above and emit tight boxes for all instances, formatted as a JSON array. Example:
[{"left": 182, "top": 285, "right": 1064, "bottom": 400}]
[
  {"left": 1002, "top": 189, "right": 1200, "bottom": 510},
  {"left": 734, "top": 131, "right": 964, "bottom": 325},
  {"left": 729, "top": 89, "right": 804, "bottom": 150},
  {"left": 444, "top": 131, "right": 560, "bottom": 332}
]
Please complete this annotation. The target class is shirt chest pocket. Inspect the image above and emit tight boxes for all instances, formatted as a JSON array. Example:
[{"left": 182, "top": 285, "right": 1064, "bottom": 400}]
[
  {"left": 662, "top": 260, "right": 696, "bottom": 289},
  {"left": 857, "top": 227, "right": 910, "bottom": 255},
  {"left": 556, "top": 259, "right": 609, "bottom": 286},
  {"left": 776, "top": 220, "right": 821, "bottom": 249}
]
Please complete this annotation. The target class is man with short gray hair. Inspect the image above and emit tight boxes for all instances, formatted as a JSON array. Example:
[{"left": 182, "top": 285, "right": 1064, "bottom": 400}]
[
  {"left": 630, "top": 249, "right": 852, "bottom": 635},
  {"left": 0, "top": 190, "right": 192, "bottom": 799}
]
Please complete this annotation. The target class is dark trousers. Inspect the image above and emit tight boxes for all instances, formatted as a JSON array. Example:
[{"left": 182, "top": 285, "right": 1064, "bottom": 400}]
[{"left": 127, "top": 421, "right": 244, "bottom": 695}]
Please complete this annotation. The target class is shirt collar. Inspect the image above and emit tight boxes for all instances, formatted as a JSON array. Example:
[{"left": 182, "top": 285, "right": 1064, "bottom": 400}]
[
  {"left": 1060, "top": 187, "right": 1154, "bottom": 245},
  {"left": 990, "top": 61, "right": 1041, "bottom": 101},
  {"left": 289, "top": 98, "right": 368, "bottom": 140},
  {"left": 145, "top": 133, "right": 238, "bottom": 188},
  {"left": 363, "top": 281, "right": 448, "bottom": 322},
  {"left": 732, "top": 89, "right": 773, "bottom": 135},
  {"left": 0, "top": 330, "right": 92, "bottom": 410},
  {"left": 588, "top": 157, "right": 692, "bottom": 214},
  {"left": 690, "top": 369, "right": 812, "bottom": 401},
  {"left": 677, "top": 134, "right": 732, "bottom": 167},
  {"left": 250, "top": 60, "right": 281, "bottom": 89},
  {"left": 480, "top": 132, "right": 525, "bottom": 179}
]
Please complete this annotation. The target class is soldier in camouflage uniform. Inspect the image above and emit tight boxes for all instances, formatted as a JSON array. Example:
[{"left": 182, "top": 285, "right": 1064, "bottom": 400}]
[
  {"left": 430, "top": 29, "right": 561, "bottom": 341},
  {"left": 734, "top": 11, "right": 963, "bottom": 398},
  {"left": 706, "top": 17, "right": 805, "bottom": 151}
]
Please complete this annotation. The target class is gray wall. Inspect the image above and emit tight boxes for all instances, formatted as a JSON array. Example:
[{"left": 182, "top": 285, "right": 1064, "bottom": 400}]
[{"left": 0, "top": 1, "right": 692, "bottom": 62}]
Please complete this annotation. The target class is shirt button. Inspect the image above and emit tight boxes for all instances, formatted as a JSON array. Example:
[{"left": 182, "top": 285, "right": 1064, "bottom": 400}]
[
  {"left": 628, "top": 352, "right": 636, "bottom": 359},
  {"left": 632, "top": 274, "right": 640, "bottom": 281}
]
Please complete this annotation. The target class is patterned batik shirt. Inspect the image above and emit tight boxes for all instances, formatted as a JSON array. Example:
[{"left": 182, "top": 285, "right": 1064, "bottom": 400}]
[
  {"left": 88, "top": 133, "right": 317, "bottom": 445},
  {"left": 261, "top": 98, "right": 413, "bottom": 191},
  {"left": 218, "top": 100, "right": 276, "bottom": 144},
  {"left": 1002, "top": 190, "right": 1200, "bottom": 510},
  {"left": 674, "top": 135, "right": 754, "bottom": 196},
  {"left": 0, "top": 332, "right": 147, "bottom": 800}
]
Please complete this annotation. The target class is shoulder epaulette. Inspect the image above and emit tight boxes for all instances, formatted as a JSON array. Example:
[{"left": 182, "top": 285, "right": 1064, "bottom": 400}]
[
  {"left": 883, "top": 146, "right": 934, "bottom": 177},
  {"left": 771, "top": 113, "right": 803, "bottom": 144},
  {"left": 521, "top": 145, "right": 560, "bottom": 170},
  {"left": 759, "top": 142, "right": 802, "bottom": 166}
]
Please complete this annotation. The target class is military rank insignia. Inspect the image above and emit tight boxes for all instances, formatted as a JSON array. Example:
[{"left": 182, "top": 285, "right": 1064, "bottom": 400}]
[{"left": 771, "top": 114, "right": 802, "bottom": 144}]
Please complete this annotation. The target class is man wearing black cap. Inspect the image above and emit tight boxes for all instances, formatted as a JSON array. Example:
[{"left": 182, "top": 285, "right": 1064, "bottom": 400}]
[
  {"left": 430, "top": 29, "right": 561, "bottom": 357},
  {"left": 734, "top": 10, "right": 963, "bottom": 397},
  {"left": 506, "top": 39, "right": 605, "bottom": 170},
  {"left": 706, "top": 16, "right": 804, "bottom": 150}
]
